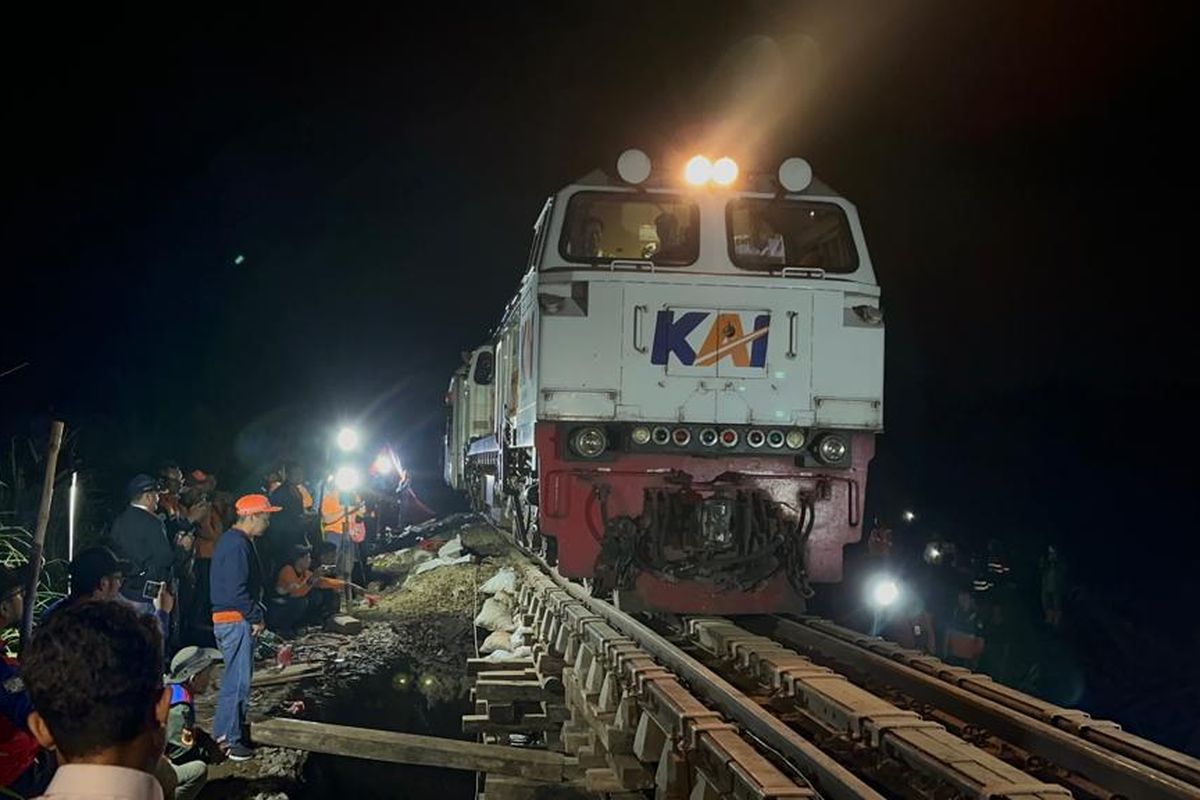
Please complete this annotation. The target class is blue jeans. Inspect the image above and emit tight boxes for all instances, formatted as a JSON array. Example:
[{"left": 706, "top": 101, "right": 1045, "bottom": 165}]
[{"left": 213, "top": 620, "right": 254, "bottom": 745}]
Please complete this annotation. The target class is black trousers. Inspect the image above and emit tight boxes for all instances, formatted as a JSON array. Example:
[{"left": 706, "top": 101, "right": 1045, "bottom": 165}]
[{"left": 267, "top": 589, "right": 339, "bottom": 632}]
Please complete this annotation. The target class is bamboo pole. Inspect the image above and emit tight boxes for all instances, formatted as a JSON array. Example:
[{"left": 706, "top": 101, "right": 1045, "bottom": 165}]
[{"left": 20, "top": 420, "right": 65, "bottom": 645}]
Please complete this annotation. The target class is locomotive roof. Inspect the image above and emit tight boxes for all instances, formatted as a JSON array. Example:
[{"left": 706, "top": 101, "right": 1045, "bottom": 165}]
[{"left": 571, "top": 168, "right": 842, "bottom": 198}]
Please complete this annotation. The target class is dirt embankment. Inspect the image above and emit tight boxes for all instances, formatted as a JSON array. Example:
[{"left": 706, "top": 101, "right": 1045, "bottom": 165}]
[{"left": 198, "top": 517, "right": 521, "bottom": 799}]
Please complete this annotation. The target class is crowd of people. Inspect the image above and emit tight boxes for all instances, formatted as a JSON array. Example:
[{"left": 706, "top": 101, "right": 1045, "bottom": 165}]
[
  {"left": 1, "top": 457, "right": 419, "bottom": 799},
  {"left": 855, "top": 520, "right": 1071, "bottom": 688}
]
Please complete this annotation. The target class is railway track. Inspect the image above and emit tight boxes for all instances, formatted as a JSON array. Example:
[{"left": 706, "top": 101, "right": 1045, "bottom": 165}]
[
  {"left": 742, "top": 615, "right": 1200, "bottom": 800},
  {"left": 465, "top": 546, "right": 1198, "bottom": 799}
]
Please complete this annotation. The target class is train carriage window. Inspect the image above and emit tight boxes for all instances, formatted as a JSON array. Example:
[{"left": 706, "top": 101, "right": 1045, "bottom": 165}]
[
  {"left": 559, "top": 191, "right": 699, "bottom": 266},
  {"left": 727, "top": 199, "right": 858, "bottom": 273}
]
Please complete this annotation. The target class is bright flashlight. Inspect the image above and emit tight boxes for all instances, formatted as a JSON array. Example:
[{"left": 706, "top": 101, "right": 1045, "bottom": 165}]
[
  {"left": 684, "top": 155, "right": 713, "bottom": 185},
  {"left": 712, "top": 157, "right": 738, "bottom": 186},
  {"left": 334, "top": 465, "right": 362, "bottom": 492},
  {"left": 336, "top": 427, "right": 360, "bottom": 452},
  {"left": 902, "top": 510, "right": 916, "bottom": 523},
  {"left": 869, "top": 577, "right": 900, "bottom": 608},
  {"left": 373, "top": 452, "right": 393, "bottom": 474}
]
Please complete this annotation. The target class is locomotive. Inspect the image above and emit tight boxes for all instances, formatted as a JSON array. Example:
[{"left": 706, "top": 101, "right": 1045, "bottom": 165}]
[{"left": 445, "top": 150, "right": 884, "bottom": 614}]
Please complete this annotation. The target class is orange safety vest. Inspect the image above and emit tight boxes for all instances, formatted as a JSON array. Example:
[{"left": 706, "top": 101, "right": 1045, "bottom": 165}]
[{"left": 321, "top": 491, "right": 366, "bottom": 542}]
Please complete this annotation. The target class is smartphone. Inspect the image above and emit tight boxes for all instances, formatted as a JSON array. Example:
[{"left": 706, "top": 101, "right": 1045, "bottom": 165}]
[{"left": 142, "top": 580, "right": 164, "bottom": 600}]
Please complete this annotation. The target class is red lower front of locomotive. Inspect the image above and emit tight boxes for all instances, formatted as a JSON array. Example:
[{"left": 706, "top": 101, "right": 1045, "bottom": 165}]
[{"left": 534, "top": 422, "right": 874, "bottom": 614}]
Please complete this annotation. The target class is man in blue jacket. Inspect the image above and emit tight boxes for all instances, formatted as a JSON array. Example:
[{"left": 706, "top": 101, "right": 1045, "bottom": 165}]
[{"left": 209, "top": 493, "right": 279, "bottom": 761}]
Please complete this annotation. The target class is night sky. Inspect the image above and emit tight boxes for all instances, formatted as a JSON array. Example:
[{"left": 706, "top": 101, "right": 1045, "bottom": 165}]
[{"left": 3, "top": 2, "right": 1196, "bottom": 669}]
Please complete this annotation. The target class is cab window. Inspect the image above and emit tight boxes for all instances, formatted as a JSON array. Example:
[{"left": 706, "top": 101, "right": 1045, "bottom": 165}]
[
  {"left": 559, "top": 191, "right": 698, "bottom": 266},
  {"left": 727, "top": 198, "right": 858, "bottom": 273}
]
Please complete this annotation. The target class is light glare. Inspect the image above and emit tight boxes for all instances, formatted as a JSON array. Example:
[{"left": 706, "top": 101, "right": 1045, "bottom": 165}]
[
  {"left": 334, "top": 465, "right": 362, "bottom": 492},
  {"left": 712, "top": 157, "right": 738, "bottom": 186},
  {"left": 870, "top": 577, "right": 900, "bottom": 608},
  {"left": 684, "top": 155, "right": 713, "bottom": 185},
  {"left": 336, "top": 426, "right": 360, "bottom": 452}
]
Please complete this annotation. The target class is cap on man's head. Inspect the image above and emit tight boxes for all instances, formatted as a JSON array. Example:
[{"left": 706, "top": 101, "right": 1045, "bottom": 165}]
[
  {"left": 167, "top": 646, "right": 222, "bottom": 684},
  {"left": 69, "top": 546, "right": 135, "bottom": 594},
  {"left": 126, "top": 474, "right": 159, "bottom": 499},
  {"left": 188, "top": 469, "right": 211, "bottom": 485},
  {"left": 0, "top": 563, "right": 28, "bottom": 598},
  {"left": 235, "top": 494, "right": 282, "bottom": 517}
]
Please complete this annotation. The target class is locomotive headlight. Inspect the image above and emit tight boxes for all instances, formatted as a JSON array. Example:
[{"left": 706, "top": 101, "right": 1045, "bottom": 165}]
[
  {"left": 816, "top": 434, "right": 848, "bottom": 464},
  {"left": 652, "top": 426, "right": 671, "bottom": 445},
  {"left": 766, "top": 430, "right": 786, "bottom": 448},
  {"left": 784, "top": 429, "right": 807, "bottom": 449},
  {"left": 684, "top": 155, "right": 713, "bottom": 185},
  {"left": 712, "top": 157, "right": 738, "bottom": 186},
  {"left": 570, "top": 426, "right": 609, "bottom": 458},
  {"left": 631, "top": 426, "right": 652, "bottom": 445},
  {"left": 698, "top": 428, "right": 718, "bottom": 447}
]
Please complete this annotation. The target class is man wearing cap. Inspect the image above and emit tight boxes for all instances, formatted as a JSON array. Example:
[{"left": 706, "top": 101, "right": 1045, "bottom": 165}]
[
  {"left": 109, "top": 475, "right": 189, "bottom": 617},
  {"left": 209, "top": 493, "right": 279, "bottom": 761},
  {"left": 164, "top": 647, "right": 221, "bottom": 800},
  {"left": 1, "top": 564, "right": 53, "bottom": 797},
  {"left": 43, "top": 546, "right": 174, "bottom": 637}
]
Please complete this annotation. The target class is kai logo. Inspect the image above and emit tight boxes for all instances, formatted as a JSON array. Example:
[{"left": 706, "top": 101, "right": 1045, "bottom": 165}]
[{"left": 650, "top": 310, "right": 770, "bottom": 368}]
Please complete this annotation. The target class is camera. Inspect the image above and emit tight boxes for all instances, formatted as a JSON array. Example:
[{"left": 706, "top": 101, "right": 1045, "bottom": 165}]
[{"left": 142, "top": 580, "right": 164, "bottom": 600}]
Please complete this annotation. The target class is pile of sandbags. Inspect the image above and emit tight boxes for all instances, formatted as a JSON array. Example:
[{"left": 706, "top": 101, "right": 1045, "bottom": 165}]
[
  {"left": 473, "top": 590, "right": 517, "bottom": 632},
  {"left": 479, "top": 567, "right": 518, "bottom": 595},
  {"left": 474, "top": 579, "right": 535, "bottom": 660}
]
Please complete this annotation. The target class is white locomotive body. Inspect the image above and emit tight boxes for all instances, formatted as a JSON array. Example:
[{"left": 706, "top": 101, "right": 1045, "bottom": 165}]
[{"left": 448, "top": 153, "right": 883, "bottom": 613}]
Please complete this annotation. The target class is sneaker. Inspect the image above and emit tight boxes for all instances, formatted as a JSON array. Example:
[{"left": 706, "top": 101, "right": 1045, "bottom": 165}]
[{"left": 226, "top": 743, "right": 256, "bottom": 762}]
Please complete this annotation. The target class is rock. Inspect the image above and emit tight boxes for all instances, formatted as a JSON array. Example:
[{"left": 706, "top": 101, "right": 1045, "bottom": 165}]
[{"left": 324, "top": 615, "right": 363, "bottom": 635}]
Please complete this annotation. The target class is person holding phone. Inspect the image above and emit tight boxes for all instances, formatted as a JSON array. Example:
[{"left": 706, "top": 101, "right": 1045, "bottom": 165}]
[{"left": 109, "top": 475, "right": 177, "bottom": 612}]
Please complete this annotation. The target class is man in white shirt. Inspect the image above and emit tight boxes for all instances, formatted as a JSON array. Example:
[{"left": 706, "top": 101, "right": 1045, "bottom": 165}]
[{"left": 23, "top": 600, "right": 172, "bottom": 800}]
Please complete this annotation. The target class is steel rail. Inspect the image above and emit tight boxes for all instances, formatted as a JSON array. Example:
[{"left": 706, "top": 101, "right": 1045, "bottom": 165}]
[
  {"left": 755, "top": 615, "right": 1200, "bottom": 800},
  {"left": 523, "top": 561, "right": 886, "bottom": 800}
]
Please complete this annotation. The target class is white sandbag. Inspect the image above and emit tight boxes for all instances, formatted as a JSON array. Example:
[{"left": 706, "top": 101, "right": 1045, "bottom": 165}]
[
  {"left": 473, "top": 597, "right": 515, "bottom": 632},
  {"left": 414, "top": 557, "right": 448, "bottom": 575},
  {"left": 510, "top": 625, "right": 534, "bottom": 648},
  {"left": 438, "top": 536, "right": 464, "bottom": 560},
  {"left": 480, "top": 630, "right": 513, "bottom": 655},
  {"left": 491, "top": 589, "right": 516, "bottom": 610},
  {"left": 482, "top": 649, "right": 515, "bottom": 662},
  {"left": 512, "top": 645, "right": 533, "bottom": 658},
  {"left": 413, "top": 553, "right": 472, "bottom": 576},
  {"left": 479, "top": 567, "right": 517, "bottom": 595}
]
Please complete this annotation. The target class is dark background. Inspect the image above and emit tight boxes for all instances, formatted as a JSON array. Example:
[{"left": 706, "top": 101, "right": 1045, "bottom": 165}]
[{"left": 2, "top": 1, "right": 1196, "bottom": 746}]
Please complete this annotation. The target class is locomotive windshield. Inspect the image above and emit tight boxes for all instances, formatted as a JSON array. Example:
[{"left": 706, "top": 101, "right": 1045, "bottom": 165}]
[
  {"left": 727, "top": 198, "right": 858, "bottom": 274},
  {"left": 559, "top": 191, "right": 699, "bottom": 266}
]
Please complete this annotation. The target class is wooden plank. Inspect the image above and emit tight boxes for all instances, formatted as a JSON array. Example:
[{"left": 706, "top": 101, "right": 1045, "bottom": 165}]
[
  {"left": 251, "top": 718, "right": 572, "bottom": 782},
  {"left": 487, "top": 703, "right": 517, "bottom": 724},
  {"left": 477, "top": 669, "right": 540, "bottom": 682},
  {"left": 585, "top": 768, "right": 624, "bottom": 794},
  {"left": 462, "top": 713, "right": 562, "bottom": 733},
  {"left": 250, "top": 663, "right": 323, "bottom": 687},
  {"left": 475, "top": 680, "right": 553, "bottom": 703},
  {"left": 468, "top": 658, "right": 534, "bottom": 676}
]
